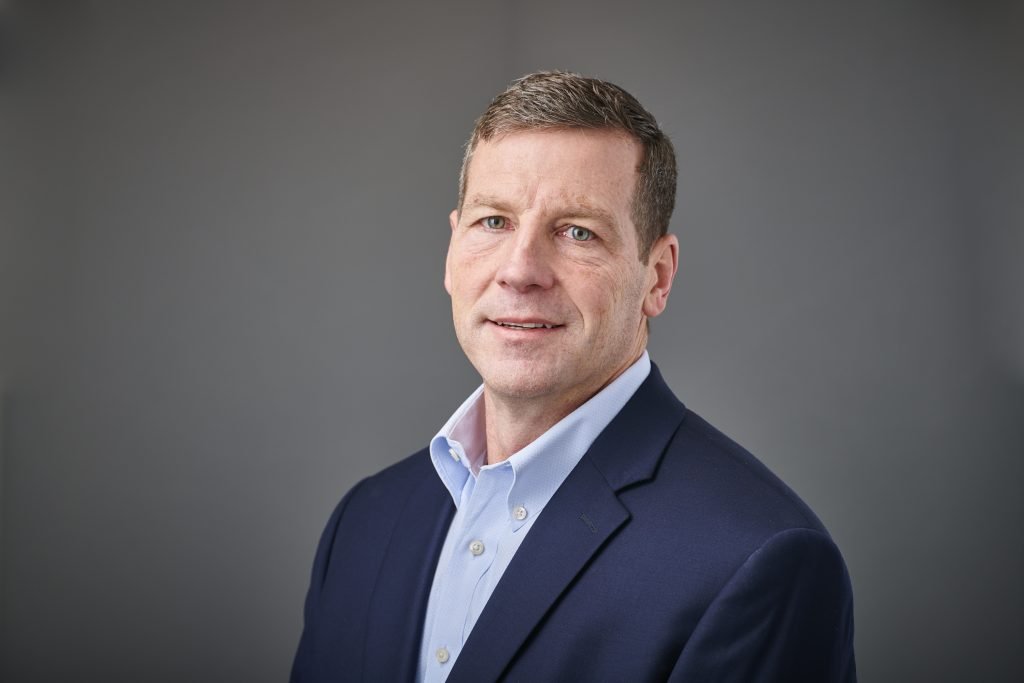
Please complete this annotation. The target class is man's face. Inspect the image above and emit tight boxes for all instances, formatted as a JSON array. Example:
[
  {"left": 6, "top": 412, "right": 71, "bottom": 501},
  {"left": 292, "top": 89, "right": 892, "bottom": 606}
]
[{"left": 445, "top": 128, "right": 675, "bottom": 407}]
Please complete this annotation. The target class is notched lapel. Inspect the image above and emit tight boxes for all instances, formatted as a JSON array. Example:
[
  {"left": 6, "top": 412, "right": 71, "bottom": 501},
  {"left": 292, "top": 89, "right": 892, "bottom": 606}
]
[
  {"left": 449, "top": 457, "right": 629, "bottom": 683},
  {"left": 362, "top": 469, "right": 455, "bottom": 682},
  {"left": 447, "top": 364, "right": 687, "bottom": 682}
]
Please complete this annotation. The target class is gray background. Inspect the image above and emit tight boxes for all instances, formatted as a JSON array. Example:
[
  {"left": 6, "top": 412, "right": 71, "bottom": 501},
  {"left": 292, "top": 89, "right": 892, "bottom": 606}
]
[{"left": 1, "top": 1, "right": 1021, "bottom": 681}]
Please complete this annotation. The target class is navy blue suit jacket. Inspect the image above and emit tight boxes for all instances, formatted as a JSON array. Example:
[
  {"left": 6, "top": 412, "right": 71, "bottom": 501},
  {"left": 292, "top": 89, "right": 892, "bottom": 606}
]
[{"left": 292, "top": 365, "right": 856, "bottom": 681}]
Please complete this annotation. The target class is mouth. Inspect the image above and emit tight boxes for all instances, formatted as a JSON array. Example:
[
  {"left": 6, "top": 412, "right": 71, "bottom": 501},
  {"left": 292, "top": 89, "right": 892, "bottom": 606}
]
[{"left": 489, "top": 319, "right": 563, "bottom": 330}]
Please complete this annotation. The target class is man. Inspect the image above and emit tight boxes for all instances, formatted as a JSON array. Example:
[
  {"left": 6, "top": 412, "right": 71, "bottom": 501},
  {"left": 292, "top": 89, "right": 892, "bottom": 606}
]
[{"left": 292, "top": 71, "right": 855, "bottom": 682}]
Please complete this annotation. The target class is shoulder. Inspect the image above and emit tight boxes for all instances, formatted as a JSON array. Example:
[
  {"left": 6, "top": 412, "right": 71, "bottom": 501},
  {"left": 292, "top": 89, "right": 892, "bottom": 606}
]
[
  {"left": 329, "top": 447, "right": 437, "bottom": 522},
  {"left": 304, "top": 447, "right": 443, "bottom": 587},
  {"left": 603, "top": 404, "right": 853, "bottom": 630},
  {"left": 670, "top": 408, "right": 827, "bottom": 533},
  {"left": 349, "top": 446, "right": 435, "bottom": 495},
  {"left": 594, "top": 363, "right": 832, "bottom": 548},
  {"left": 612, "top": 404, "right": 836, "bottom": 584}
]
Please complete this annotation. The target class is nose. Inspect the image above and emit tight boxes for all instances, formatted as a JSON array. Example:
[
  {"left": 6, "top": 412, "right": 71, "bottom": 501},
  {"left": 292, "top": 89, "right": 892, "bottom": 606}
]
[{"left": 495, "top": 223, "right": 556, "bottom": 292}]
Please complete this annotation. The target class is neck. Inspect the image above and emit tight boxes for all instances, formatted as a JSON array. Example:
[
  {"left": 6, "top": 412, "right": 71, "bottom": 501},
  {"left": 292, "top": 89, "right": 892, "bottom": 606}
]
[
  {"left": 482, "top": 391, "right": 577, "bottom": 466},
  {"left": 482, "top": 348, "right": 645, "bottom": 465}
]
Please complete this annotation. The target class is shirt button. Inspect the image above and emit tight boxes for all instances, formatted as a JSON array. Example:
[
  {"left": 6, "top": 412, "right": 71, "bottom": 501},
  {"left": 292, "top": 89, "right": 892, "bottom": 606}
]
[
  {"left": 469, "top": 540, "right": 485, "bottom": 556},
  {"left": 448, "top": 448, "right": 460, "bottom": 462},
  {"left": 436, "top": 647, "right": 450, "bottom": 664},
  {"left": 513, "top": 505, "right": 528, "bottom": 521}
]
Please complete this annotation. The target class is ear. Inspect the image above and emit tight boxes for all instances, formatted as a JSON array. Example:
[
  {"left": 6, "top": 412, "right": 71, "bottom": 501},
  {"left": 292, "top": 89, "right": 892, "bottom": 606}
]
[
  {"left": 642, "top": 233, "right": 679, "bottom": 318},
  {"left": 444, "top": 209, "right": 458, "bottom": 295}
]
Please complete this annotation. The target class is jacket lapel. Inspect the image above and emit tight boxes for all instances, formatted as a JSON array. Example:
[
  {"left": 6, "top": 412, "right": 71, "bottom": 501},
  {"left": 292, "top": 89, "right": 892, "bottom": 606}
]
[
  {"left": 449, "top": 364, "right": 687, "bottom": 682},
  {"left": 361, "top": 461, "right": 456, "bottom": 682}
]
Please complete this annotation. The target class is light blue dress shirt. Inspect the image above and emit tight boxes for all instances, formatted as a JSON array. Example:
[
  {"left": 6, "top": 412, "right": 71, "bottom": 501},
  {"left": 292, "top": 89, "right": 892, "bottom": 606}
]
[{"left": 417, "top": 352, "right": 652, "bottom": 682}]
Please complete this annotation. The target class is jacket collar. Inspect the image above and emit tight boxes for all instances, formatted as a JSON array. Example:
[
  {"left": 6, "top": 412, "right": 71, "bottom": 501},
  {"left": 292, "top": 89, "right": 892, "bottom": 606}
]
[
  {"left": 359, "top": 364, "right": 686, "bottom": 681},
  {"left": 448, "top": 363, "right": 687, "bottom": 681}
]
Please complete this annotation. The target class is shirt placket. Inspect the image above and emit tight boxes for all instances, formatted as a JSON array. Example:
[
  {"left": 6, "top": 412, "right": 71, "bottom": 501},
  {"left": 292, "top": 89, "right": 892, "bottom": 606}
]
[{"left": 426, "top": 464, "right": 511, "bottom": 681}]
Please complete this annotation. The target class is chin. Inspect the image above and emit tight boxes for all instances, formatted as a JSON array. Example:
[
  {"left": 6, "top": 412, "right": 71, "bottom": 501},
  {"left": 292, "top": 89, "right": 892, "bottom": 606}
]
[
  {"left": 476, "top": 360, "right": 564, "bottom": 401},
  {"left": 483, "top": 373, "right": 556, "bottom": 400}
]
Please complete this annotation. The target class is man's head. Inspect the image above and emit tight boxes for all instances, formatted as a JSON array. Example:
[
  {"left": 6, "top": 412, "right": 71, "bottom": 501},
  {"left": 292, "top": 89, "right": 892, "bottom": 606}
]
[
  {"left": 458, "top": 71, "right": 677, "bottom": 263},
  {"left": 446, "top": 72, "right": 679, "bottom": 410}
]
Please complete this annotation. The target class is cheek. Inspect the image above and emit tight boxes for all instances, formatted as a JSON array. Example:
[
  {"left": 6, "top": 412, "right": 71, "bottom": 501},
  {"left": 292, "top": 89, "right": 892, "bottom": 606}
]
[
  {"left": 449, "top": 260, "right": 488, "bottom": 296},
  {"left": 592, "top": 267, "right": 646, "bottom": 322},
  {"left": 572, "top": 267, "right": 630, "bottom": 320},
  {"left": 448, "top": 264, "right": 494, "bottom": 329},
  {"left": 458, "top": 230, "right": 506, "bottom": 258}
]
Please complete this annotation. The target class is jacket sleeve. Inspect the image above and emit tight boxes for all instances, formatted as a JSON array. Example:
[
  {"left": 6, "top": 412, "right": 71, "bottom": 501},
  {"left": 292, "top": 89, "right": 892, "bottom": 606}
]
[{"left": 668, "top": 527, "right": 856, "bottom": 682}]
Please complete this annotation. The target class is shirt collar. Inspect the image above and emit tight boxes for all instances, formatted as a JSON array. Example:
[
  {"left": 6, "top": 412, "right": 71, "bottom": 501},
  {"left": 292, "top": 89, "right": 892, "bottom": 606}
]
[{"left": 429, "top": 352, "right": 652, "bottom": 515}]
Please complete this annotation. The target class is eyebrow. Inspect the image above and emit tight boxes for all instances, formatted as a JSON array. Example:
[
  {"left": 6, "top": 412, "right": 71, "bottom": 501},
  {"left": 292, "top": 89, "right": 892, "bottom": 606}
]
[
  {"left": 462, "top": 194, "right": 619, "bottom": 228},
  {"left": 462, "top": 194, "right": 514, "bottom": 213},
  {"left": 562, "top": 200, "right": 618, "bottom": 228}
]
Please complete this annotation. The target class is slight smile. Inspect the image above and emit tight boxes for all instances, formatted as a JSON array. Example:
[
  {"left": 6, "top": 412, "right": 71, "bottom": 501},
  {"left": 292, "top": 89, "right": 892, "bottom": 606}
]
[{"left": 490, "top": 320, "right": 563, "bottom": 330}]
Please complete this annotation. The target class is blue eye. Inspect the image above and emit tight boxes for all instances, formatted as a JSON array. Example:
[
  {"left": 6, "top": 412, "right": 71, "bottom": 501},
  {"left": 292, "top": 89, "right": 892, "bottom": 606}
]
[
  {"left": 567, "top": 226, "right": 593, "bottom": 241},
  {"left": 483, "top": 216, "right": 506, "bottom": 230}
]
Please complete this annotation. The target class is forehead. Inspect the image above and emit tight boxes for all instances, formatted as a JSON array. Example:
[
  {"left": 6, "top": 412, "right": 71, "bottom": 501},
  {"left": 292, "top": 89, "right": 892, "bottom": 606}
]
[{"left": 464, "top": 129, "right": 641, "bottom": 216}]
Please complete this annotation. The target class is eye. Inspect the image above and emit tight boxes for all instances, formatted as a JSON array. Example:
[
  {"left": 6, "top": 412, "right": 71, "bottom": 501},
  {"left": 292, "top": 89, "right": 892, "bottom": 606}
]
[
  {"left": 483, "top": 216, "right": 506, "bottom": 230},
  {"left": 566, "top": 225, "right": 594, "bottom": 242}
]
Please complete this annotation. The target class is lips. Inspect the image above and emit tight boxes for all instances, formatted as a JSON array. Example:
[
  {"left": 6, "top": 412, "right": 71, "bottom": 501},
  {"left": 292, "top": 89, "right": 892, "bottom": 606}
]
[
  {"left": 489, "top": 318, "right": 563, "bottom": 331},
  {"left": 494, "top": 321, "right": 558, "bottom": 329}
]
